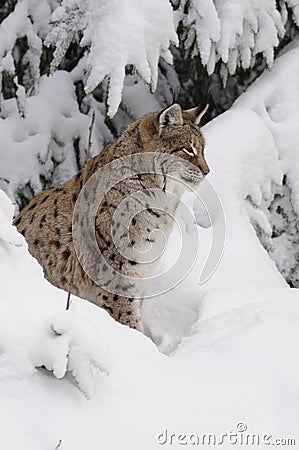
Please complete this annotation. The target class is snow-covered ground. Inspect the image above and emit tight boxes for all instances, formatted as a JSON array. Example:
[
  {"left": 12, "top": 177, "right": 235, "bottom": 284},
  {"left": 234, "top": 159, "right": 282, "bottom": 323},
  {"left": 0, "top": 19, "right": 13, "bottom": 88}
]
[{"left": 1, "top": 45, "right": 299, "bottom": 449}]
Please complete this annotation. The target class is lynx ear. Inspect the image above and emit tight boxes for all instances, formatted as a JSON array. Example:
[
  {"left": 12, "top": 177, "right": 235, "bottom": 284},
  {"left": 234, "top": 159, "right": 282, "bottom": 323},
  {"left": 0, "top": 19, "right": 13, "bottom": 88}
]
[
  {"left": 158, "top": 103, "right": 183, "bottom": 135},
  {"left": 185, "top": 103, "right": 209, "bottom": 125}
]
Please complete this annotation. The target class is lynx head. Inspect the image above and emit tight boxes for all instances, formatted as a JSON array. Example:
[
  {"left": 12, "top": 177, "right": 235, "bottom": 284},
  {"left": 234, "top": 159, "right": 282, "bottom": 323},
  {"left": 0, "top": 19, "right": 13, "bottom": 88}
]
[{"left": 140, "top": 103, "right": 210, "bottom": 185}]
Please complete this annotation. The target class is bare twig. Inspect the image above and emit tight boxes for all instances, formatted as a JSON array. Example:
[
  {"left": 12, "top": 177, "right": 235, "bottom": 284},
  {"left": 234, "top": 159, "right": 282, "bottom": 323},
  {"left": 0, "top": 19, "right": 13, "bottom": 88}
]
[{"left": 66, "top": 111, "right": 96, "bottom": 310}]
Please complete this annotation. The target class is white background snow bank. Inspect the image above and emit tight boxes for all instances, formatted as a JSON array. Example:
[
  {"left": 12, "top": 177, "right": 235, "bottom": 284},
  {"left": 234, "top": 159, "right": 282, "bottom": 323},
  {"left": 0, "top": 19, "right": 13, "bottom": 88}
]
[{"left": 1, "top": 44, "right": 299, "bottom": 449}]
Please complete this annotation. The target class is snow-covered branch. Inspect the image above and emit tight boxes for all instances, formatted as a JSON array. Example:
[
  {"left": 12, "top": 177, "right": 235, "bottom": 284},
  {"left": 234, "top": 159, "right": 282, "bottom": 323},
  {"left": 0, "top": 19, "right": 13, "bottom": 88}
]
[
  {"left": 46, "top": 0, "right": 178, "bottom": 116},
  {"left": 177, "top": 0, "right": 299, "bottom": 82}
]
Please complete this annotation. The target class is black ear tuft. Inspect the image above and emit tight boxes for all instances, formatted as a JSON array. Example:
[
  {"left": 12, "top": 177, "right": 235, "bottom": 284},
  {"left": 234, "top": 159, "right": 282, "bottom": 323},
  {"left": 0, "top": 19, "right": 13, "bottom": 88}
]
[
  {"left": 158, "top": 103, "right": 183, "bottom": 135},
  {"left": 184, "top": 103, "right": 209, "bottom": 125},
  {"left": 194, "top": 103, "right": 209, "bottom": 125}
]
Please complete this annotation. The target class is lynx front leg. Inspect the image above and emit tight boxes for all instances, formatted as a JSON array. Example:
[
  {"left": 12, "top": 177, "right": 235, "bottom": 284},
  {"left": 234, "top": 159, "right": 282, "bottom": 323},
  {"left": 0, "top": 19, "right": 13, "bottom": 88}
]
[{"left": 101, "top": 295, "right": 144, "bottom": 333}]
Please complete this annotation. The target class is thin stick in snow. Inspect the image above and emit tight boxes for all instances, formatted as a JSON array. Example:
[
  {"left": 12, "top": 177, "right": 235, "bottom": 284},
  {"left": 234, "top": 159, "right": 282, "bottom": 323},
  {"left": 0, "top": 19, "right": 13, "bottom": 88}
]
[{"left": 66, "top": 111, "right": 96, "bottom": 311}]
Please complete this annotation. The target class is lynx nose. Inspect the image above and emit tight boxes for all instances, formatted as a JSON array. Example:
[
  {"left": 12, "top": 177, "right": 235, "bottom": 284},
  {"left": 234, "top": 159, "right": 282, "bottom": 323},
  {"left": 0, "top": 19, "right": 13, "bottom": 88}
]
[
  {"left": 197, "top": 154, "right": 210, "bottom": 176},
  {"left": 202, "top": 165, "right": 210, "bottom": 176}
]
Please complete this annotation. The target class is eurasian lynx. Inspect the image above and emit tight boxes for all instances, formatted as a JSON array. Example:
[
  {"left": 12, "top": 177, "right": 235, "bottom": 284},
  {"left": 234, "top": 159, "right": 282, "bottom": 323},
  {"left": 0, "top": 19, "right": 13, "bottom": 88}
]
[{"left": 13, "top": 103, "right": 209, "bottom": 332}]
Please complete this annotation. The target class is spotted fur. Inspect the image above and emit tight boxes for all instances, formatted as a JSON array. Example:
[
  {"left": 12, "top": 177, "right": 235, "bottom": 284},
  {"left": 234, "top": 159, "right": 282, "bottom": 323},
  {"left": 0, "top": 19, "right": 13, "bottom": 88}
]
[{"left": 13, "top": 104, "right": 209, "bottom": 332}]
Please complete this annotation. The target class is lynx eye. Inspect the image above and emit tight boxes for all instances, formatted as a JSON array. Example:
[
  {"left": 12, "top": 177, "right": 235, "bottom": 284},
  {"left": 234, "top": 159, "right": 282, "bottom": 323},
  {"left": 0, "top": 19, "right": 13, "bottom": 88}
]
[{"left": 183, "top": 144, "right": 197, "bottom": 157}]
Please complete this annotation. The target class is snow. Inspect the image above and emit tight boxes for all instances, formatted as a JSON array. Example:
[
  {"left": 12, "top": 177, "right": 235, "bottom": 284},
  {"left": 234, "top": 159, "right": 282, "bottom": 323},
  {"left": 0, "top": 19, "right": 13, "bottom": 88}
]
[
  {"left": 1, "top": 38, "right": 299, "bottom": 450},
  {"left": 46, "top": 0, "right": 178, "bottom": 117},
  {"left": 178, "top": 0, "right": 299, "bottom": 82},
  {"left": 0, "top": 2, "right": 30, "bottom": 60},
  {"left": 0, "top": 71, "right": 111, "bottom": 210},
  {"left": 0, "top": 0, "right": 46, "bottom": 102},
  {"left": 235, "top": 40, "right": 299, "bottom": 286},
  {"left": 175, "top": 0, "right": 220, "bottom": 65}
]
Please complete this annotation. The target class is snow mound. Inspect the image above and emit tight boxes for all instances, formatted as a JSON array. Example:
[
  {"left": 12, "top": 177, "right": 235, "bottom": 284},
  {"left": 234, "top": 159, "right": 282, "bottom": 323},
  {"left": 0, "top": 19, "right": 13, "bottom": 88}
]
[{"left": 0, "top": 190, "right": 113, "bottom": 400}]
